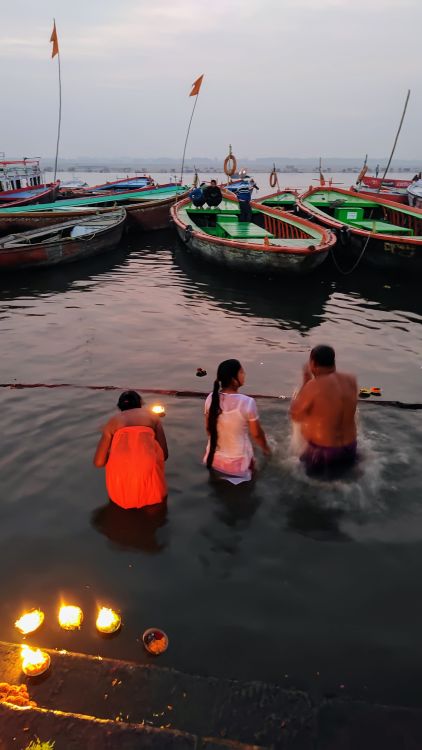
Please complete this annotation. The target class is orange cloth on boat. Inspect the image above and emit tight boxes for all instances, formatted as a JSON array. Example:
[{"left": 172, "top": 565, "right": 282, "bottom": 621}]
[{"left": 105, "top": 426, "right": 167, "bottom": 509}]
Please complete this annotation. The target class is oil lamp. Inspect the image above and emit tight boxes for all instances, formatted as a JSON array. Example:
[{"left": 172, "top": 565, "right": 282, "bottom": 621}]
[
  {"left": 15, "top": 609, "right": 44, "bottom": 635},
  {"left": 58, "top": 605, "right": 83, "bottom": 631},
  {"left": 96, "top": 607, "right": 121, "bottom": 634},
  {"left": 21, "top": 645, "right": 50, "bottom": 677},
  {"left": 151, "top": 404, "right": 166, "bottom": 417}
]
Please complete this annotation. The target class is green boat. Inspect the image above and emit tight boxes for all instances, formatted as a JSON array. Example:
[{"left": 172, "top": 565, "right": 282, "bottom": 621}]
[
  {"left": 257, "top": 189, "right": 298, "bottom": 211},
  {"left": 171, "top": 190, "right": 335, "bottom": 275},
  {"left": 0, "top": 185, "right": 189, "bottom": 233},
  {"left": 298, "top": 186, "right": 422, "bottom": 273}
]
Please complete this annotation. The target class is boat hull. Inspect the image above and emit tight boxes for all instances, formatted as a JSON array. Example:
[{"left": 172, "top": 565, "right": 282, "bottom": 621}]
[
  {"left": 0, "top": 182, "right": 60, "bottom": 208},
  {"left": 0, "top": 215, "right": 126, "bottom": 270},
  {"left": 127, "top": 193, "right": 185, "bottom": 231},
  {"left": 339, "top": 232, "right": 422, "bottom": 273},
  {"left": 0, "top": 191, "right": 187, "bottom": 234},
  {"left": 175, "top": 225, "right": 328, "bottom": 275},
  {"left": 0, "top": 208, "right": 116, "bottom": 234}
]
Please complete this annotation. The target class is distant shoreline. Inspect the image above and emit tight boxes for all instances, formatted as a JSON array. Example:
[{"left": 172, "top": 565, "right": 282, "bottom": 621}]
[{"left": 44, "top": 165, "right": 419, "bottom": 175}]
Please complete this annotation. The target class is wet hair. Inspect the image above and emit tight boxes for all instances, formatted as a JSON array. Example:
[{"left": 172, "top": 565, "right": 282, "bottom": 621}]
[
  {"left": 310, "top": 345, "right": 335, "bottom": 368},
  {"left": 117, "top": 390, "right": 143, "bottom": 411},
  {"left": 210, "top": 179, "right": 217, "bottom": 185},
  {"left": 207, "top": 359, "right": 242, "bottom": 469}
]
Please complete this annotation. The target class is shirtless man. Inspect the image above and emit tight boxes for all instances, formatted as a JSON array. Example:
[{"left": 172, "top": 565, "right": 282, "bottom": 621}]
[{"left": 290, "top": 345, "right": 358, "bottom": 476}]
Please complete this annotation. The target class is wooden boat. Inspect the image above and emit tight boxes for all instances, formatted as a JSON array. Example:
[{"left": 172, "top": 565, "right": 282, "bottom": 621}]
[
  {"left": 59, "top": 174, "right": 156, "bottom": 199},
  {"left": 83, "top": 175, "right": 155, "bottom": 192},
  {"left": 356, "top": 175, "right": 411, "bottom": 204},
  {"left": 407, "top": 179, "right": 422, "bottom": 209},
  {"left": 297, "top": 186, "right": 422, "bottom": 272},
  {"left": 0, "top": 208, "right": 126, "bottom": 270},
  {"left": 0, "top": 185, "right": 189, "bottom": 234},
  {"left": 0, "top": 158, "right": 59, "bottom": 207},
  {"left": 171, "top": 189, "right": 335, "bottom": 275},
  {"left": 349, "top": 184, "right": 408, "bottom": 204}
]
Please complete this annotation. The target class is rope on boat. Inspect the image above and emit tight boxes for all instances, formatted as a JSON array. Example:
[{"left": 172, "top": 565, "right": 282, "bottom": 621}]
[
  {"left": 0, "top": 383, "right": 420, "bottom": 409},
  {"left": 330, "top": 89, "right": 411, "bottom": 276}
]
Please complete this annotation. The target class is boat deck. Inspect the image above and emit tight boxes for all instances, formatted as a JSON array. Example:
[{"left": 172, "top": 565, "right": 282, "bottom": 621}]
[
  {"left": 352, "top": 220, "right": 413, "bottom": 236},
  {"left": 260, "top": 193, "right": 296, "bottom": 208},
  {"left": 0, "top": 186, "right": 187, "bottom": 214},
  {"left": 302, "top": 190, "right": 422, "bottom": 238},
  {"left": 215, "top": 218, "right": 273, "bottom": 239}
]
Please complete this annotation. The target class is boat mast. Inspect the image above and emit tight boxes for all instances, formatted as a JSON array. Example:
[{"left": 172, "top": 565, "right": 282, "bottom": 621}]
[
  {"left": 378, "top": 89, "right": 411, "bottom": 192},
  {"left": 51, "top": 19, "right": 62, "bottom": 183}
]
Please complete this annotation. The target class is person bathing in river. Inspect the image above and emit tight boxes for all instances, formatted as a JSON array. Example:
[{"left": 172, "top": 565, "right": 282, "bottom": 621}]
[
  {"left": 94, "top": 390, "right": 168, "bottom": 509},
  {"left": 290, "top": 345, "right": 358, "bottom": 477},
  {"left": 204, "top": 359, "right": 271, "bottom": 484}
]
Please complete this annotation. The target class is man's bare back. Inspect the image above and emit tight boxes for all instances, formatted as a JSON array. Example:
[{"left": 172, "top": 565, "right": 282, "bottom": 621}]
[{"left": 291, "top": 370, "right": 358, "bottom": 447}]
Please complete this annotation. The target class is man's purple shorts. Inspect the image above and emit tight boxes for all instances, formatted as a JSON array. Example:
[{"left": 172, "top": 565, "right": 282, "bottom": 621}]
[{"left": 301, "top": 441, "right": 357, "bottom": 477}]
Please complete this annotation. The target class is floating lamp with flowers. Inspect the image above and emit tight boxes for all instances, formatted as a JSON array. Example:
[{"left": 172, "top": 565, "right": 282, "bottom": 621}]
[
  {"left": 21, "top": 645, "right": 50, "bottom": 677},
  {"left": 58, "top": 605, "right": 83, "bottom": 631},
  {"left": 15, "top": 609, "right": 44, "bottom": 635},
  {"left": 96, "top": 607, "right": 121, "bottom": 634}
]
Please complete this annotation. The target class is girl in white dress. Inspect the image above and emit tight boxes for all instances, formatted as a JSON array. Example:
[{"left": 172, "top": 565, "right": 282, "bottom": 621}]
[{"left": 204, "top": 359, "right": 270, "bottom": 484}]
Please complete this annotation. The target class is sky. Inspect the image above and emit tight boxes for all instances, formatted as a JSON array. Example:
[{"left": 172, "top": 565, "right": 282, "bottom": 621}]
[{"left": 0, "top": 0, "right": 421, "bottom": 160}]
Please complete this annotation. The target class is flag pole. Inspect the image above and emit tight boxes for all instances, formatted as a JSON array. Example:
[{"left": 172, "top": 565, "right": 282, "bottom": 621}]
[
  {"left": 180, "top": 79, "right": 203, "bottom": 185},
  {"left": 53, "top": 19, "right": 62, "bottom": 183}
]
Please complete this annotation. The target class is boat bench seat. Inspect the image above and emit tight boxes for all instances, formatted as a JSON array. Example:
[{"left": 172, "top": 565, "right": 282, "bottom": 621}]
[
  {"left": 350, "top": 219, "right": 414, "bottom": 236},
  {"left": 215, "top": 220, "right": 275, "bottom": 240}
]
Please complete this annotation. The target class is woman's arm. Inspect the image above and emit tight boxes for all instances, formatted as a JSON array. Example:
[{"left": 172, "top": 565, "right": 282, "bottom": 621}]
[
  {"left": 93, "top": 432, "right": 112, "bottom": 467},
  {"left": 248, "top": 419, "right": 271, "bottom": 456},
  {"left": 155, "top": 420, "right": 169, "bottom": 461}
]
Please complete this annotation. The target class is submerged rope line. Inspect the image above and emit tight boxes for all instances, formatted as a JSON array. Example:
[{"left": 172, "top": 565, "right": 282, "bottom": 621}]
[{"left": 0, "top": 383, "right": 421, "bottom": 409}]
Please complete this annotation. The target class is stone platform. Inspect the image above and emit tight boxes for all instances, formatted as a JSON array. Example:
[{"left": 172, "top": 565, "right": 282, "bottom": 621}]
[{"left": 1, "top": 641, "right": 422, "bottom": 749}]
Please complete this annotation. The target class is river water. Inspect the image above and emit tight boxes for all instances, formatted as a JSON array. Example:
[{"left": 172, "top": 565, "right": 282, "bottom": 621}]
[{"left": 0, "top": 172, "right": 421, "bottom": 708}]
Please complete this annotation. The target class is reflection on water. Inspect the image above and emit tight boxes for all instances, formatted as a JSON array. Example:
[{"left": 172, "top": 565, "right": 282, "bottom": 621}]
[
  {"left": 0, "top": 225, "right": 422, "bottom": 708},
  {"left": 91, "top": 501, "right": 168, "bottom": 554},
  {"left": 173, "top": 243, "right": 331, "bottom": 334},
  {"left": 285, "top": 502, "right": 350, "bottom": 542}
]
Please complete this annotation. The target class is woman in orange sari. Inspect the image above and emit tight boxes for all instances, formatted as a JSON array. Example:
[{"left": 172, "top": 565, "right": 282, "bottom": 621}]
[{"left": 94, "top": 391, "right": 168, "bottom": 509}]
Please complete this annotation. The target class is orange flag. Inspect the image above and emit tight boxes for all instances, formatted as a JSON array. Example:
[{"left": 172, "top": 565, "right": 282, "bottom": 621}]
[
  {"left": 189, "top": 75, "right": 203, "bottom": 97},
  {"left": 50, "top": 21, "right": 59, "bottom": 58}
]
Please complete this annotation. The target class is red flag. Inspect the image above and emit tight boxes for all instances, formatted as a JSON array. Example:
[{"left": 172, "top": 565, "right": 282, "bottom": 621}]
[
  {"left": 50, "top": 21, "right": 59, "bottom": 58},
  {"left": 189, "top": 75, "right": 203, "bottom": 97}
]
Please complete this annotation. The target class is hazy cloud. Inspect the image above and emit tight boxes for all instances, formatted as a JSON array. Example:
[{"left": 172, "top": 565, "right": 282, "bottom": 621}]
[{"left": 1, "top": 0, "right": 420, "bottom": 160}]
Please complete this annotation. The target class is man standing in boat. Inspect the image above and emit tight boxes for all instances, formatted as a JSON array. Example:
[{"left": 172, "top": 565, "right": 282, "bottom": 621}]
[
  {"left": 237, "top": 179, "right": 258, "bottom": 222},
  {"left": 290, "top": 345, "right": 358, "bottom": 477}
]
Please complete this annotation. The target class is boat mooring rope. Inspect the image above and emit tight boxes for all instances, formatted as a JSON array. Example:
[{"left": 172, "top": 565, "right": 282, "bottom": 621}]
[{"left": 0, "top": 383, "right": 420, "bottom": 410}]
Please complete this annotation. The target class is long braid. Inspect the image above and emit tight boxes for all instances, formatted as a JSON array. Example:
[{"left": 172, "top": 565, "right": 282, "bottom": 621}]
[
  {"left": 206, "top": 359, "right": 241, "bottom": 470},
  {"left": 207, "top": 379, "right": 221, "bottom": 469}
]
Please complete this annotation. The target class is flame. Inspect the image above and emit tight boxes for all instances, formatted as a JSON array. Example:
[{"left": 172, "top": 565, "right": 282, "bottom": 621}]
[
  {"left": 58, "top": 605, "right": 83, "bottom": 630},
  {"left": 96, "top": 607, "right": 121, "bottom": 634},
  {"left": 15, "top": 609, "right": 44, "bottom": 635},
  {"left": 21, "top": 645, "right": 50, "bottom": 676},
  {"left": 151, "top": 404, "right": 165, "bottom": 416}
]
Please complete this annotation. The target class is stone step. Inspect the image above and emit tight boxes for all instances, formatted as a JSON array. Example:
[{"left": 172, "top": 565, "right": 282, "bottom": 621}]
[
  {"left": 0, "top": 702, "right": 261, "bottom": 750},
  {"left": 0, "top": 641, "right": 314, "bottom": 748}
]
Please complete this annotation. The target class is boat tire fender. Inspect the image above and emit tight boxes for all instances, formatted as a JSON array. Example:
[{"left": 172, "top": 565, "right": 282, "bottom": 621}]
[
  {"left": 335, "top": 225, "right": 350, "bottom": 246},
  {"left": 340, "top": 225, "right": 350, "bottom": 246},
  {"left": 269, "top": 170, "right": 277, "bottom": 188},
  {"left": 185, "top": 225, "right": 193, "bottom": 243}
]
